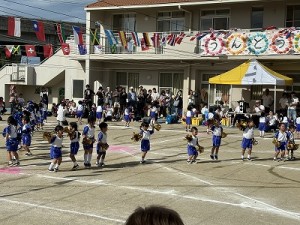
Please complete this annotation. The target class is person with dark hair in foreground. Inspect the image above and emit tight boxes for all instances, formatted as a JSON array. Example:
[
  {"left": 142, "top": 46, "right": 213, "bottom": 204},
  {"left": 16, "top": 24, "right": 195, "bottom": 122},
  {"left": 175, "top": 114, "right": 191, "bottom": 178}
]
[{"left": 125, "top": 205, "right": 184, "bottom": 225}]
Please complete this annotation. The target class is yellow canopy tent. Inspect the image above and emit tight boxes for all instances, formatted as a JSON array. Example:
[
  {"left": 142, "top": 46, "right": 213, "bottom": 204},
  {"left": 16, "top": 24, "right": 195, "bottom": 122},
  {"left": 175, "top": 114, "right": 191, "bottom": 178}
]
[{"left": 208, "top": 59, "right": 293, "bottom": 111}]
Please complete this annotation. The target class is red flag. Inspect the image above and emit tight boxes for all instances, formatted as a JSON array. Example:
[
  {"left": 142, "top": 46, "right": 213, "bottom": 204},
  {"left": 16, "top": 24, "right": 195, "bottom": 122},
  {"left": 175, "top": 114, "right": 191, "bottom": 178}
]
[
  {"left": 25, "top": 45, "right": 36, "bottom": 57},
  {"left": 5, "top": 45, "right": 14, "bottom": 58},
  {"left": 55, "top": 23, "right": 66, "bottom": 44},
  {"left": 151, "top": 33, "right": 160, "bottom": 48},
  {"left": 61, "top": 43, "right": 70, "bottom": 55},
  {"left": 175, "top": 32, "right": 185, "bottom": 44},
  {"left": 43, "top": 44, "right": 53, "bottom": 58},
  {"left": 33, "top": 20, "right": 45, "bottom": 42},
  {"left": 141, "top": 38, "right": 149, "bottom": 51},
  {"left": 8, "top": 17, "right": 21, "bottom": 37}
]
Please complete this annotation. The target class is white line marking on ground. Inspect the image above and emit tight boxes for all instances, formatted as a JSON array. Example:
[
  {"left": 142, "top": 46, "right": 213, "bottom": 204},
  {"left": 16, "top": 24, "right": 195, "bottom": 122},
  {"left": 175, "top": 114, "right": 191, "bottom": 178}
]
[{"left": 0, "top": 198, "right": 125, "bottom": 224}]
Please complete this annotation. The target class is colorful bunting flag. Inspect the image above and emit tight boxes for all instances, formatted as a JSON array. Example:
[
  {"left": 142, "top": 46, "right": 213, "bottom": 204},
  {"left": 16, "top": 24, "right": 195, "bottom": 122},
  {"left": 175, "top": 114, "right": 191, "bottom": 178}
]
[
  {"left": 91, "top": 28, "right": 100, "bottom": 45},
  {"left": 55, "top": 23, "right": 66, "bottom": 44},
  {"left": 5, "top": 45, "right": 14, "bottom": 58},
  {"left": 151, "top": 33, "right": 160, "bottom": 48},
  {"left": 167, "top": 34, "right": 177, "bottom": 46},
  {"left": 141, "top": 38, "right": 149, "bottom": 51},
  {"left": 142, "top": 33, "right": 151, "bottom": 47},
  {"left": 131, "top": 32, "right": 140, "bottom": 46},
  {"left": 104, "top": 30, "right": 118, "bottom": 46},
  {"left": 73, "top": 26, "right": 84, "bottom": 45},
  {"left": 61, "top": 43, "right": 70, "bottom": 55},
  {"left": 32, "top": 20, "right": 45, "bottom": 42},
  {"left": 43, "top": 44, "right": 53, "bottom": 58},
  {"left": 8, "top": 17, "right": 21, "bottom": 37},
  {"left": 25, "top": 45, "right": 36, "bottom": 57},
  {"left": 175, "top": 32, "right": 185, "bottom": 45},
  {"left": 78, "top": 45, "right": 87, "bottom": 55},
  {"left": 119, "top": 31, "right": 127, "bottom": 49}
]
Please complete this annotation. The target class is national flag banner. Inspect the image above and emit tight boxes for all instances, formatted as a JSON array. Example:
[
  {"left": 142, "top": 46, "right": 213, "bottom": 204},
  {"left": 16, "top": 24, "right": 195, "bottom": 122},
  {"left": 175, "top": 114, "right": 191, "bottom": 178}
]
[
  {"left": 8, "top": 17, "right": 21, "bottom": 37},
  {"left": 94, "top": 45, "right": 102, "bottom": 54},
  {"left": 119, "top": 31, "right": 127, "bottom": 49},
  {"left": 175, "top": 32, "right": 185, "bottom": 44},
  {"left": 104, "top": 30, "right": 118, "bottom": 46},
  {"left": 12, "top": 45, "right": 20, "bottom": 55},
  {"left": 25, "top": 45, "right": 36, "bottom": 57},
  {"left": 151, "top": 33, "right": 160, "bottom": 48},
  {"left": 161, "top": 33, "right": 168, "bottom": 46},
  {"left": 5, "top": 45, "right": 14, "bottom": 58},
  {"left": 142, "top": 33, "right": 151, "bottom": 47},
  {"left": 73, "top": 26, "right": 84, "bottom": 45},
  {"left": 61, "top": 43, "right": 70, "bottom": 55},
  {"left": 43, "top": 44, "right": 53, "bottom": 58},
  {"left": 55, "top": 23, "right": 66, "bottom": 44},
  {"left": 78, "top": 44, "right": 87, "bottom": 55},
  {"left": 167, "top": 34, "right": 177, "bottom": 46},
  {"left": 131, "top": 32, "right": 140, "bottom": 46},
  {"left": 141, "top": 38, "right": 149, "bottom": 51},
  {"left": 32, "top": 20, "right": 46, "bottom": 42},
  {"left": 91, "top": 28, "right": 100, "bottom": 45}
]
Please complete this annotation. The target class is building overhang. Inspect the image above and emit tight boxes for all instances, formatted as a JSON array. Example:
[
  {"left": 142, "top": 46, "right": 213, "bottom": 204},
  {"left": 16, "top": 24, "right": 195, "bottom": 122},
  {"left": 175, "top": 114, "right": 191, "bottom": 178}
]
[{"left": 85, "top": 0, "right": 266, "bottom": 11}]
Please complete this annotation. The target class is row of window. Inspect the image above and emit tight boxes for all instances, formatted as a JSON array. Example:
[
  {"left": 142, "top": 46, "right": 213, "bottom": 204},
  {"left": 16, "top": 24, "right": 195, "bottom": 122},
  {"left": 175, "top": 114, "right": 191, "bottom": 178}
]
[{"left": 112, "top": 5, "right": 300, "bottom": 32}]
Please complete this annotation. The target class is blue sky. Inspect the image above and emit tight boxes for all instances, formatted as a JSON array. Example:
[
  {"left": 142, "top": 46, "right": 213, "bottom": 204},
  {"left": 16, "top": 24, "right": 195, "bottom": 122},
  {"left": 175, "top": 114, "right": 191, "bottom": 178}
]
[{"left": 0, "top": 0, "right": 93, "bottom": 23}]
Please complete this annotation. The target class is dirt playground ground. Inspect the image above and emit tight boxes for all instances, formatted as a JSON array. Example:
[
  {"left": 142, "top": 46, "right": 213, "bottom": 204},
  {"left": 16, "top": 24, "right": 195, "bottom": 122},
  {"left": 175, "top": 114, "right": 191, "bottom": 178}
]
[{"left": 0, "top": 115, "right": 300, "bottom": 225}]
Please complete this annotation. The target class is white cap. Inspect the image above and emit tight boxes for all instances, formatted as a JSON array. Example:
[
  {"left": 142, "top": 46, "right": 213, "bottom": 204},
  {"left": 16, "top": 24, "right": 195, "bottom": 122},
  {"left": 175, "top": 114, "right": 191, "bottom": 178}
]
[{"left": 130, "top": 86, "right": 134, "bottom": 90}]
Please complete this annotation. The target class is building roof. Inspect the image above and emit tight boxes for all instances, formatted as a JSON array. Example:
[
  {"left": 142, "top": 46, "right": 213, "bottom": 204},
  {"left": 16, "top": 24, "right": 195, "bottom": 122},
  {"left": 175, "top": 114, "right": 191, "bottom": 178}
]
[{"left": 86, "top": 0, "right": 207, "bottom": 9}]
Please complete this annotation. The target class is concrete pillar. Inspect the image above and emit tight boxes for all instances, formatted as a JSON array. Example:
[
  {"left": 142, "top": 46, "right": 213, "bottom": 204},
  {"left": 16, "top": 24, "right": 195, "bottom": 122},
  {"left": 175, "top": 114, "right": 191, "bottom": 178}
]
[{"left": 182, "top": 65, "right": 191, "bottom": 112}]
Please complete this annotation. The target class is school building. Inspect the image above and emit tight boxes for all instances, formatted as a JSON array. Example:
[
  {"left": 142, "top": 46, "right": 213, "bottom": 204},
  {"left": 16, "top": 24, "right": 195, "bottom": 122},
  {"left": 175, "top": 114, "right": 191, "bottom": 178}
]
[{"left": 0, "top": 0, "right": 300, "bottom": 110}]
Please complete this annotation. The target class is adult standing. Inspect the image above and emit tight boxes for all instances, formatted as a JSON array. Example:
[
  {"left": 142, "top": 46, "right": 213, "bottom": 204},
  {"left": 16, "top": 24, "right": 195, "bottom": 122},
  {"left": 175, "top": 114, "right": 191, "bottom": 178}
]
[
  {"left": 151, "top": 88, "right": 160, "bottom": 103},
  {"left": 105, "top": 87, "right": 113, "bottom": 107},
  {"left": 40, "top": 87, "right": 49, "bottom": 109},
  {"left": 84, "top": 84, "right": 95, "bottom": 110},
  {"left": 159, "top": 90, "right": 167, "bottom": 117},
  {"left": 278, "top": 92, "right": 288, "bottom": 115},
  {"left": 261, "top": 88, "right": 274, "bottom": 113},
  {"left": 9, "top": 85, "right": 17, "bottom": 115},
  {"left": 187, "top": 89, "right": 195, "bottom": 106},
  {"left": 96, "top": 86, "right": 105, "bottom": 106},
  {"left": 165, "top": 89, "right": 172, "bottom": 116},
  {"left": 119, "top": 88, "right": 127, "bottom": 114},
  {"left": 173, "top": 90, "right": 183, "bottom": 117},
  {"left": 127, "top": 87, "right": 137, "bottom": 108},
  {"left": 287, "top": 92, "right": 299, "bottom": 122}
]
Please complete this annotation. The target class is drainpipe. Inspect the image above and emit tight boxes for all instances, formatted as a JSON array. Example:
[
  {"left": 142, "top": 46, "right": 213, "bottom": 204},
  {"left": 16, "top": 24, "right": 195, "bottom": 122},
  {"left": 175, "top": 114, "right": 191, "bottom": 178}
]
[{"left": 178, "top": 5, "right": 192, "bottom": 33}]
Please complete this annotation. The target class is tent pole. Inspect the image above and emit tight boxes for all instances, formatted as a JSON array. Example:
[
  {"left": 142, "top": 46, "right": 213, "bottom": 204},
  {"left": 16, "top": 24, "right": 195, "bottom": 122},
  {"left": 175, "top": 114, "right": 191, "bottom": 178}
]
[
  {"left": 274, "top": 85, "right": 276, "bottom": 113},
  {"left": 230, "top": 84, "right": 233, "bottom": 108},
  {"left": 208, "top": 84, "right": 210, "bottom": 108}
]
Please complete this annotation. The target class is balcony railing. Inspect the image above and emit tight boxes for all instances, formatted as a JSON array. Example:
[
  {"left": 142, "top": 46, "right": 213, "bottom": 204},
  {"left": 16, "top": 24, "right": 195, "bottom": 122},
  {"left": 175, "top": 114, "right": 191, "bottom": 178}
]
[{"left": 67, "top": 28, "right": 300, "bottom": 57}]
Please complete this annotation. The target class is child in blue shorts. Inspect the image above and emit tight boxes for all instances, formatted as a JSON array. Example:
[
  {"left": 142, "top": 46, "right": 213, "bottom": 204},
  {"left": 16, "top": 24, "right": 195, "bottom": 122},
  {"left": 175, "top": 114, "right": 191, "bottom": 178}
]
[
  {"left": 124, "top": 104, "right": 131, "bottom": 127},
  {"left": 82, "top": 115, "right": 95, "bottom": 168},
  {"left": 210, "top": 120, "right": 222, "bottom": 160},
  {"left": 241, "top": 119, "right": 255, "bottom": 161},
  {"left": 69, "top": 122, "right": 80, "bottom": 170},
  {"left": 96, "top": 104, "right": 103, "bottom": 125},
  {"left": 187, "top": 126, "right": 199, "bottom": 164},
  {"left": 139, "top": 122, "right": 154, "bottom": 164},
  {"left": 76, "top": 100, "right": 84, "bottom": 124},
  {"left": 48, "top": 125, "right": 64, "bottom": 172},
  {"left": 258, "top": 112, "right": 267, "bottom": 138},
  {"left": 274, "top": 123, "right": 288, "bottom": 162},
  {"left": 185, "top": 105, "right": 193, "bottom": 132},
  {"left": 4, "top": 116, "right": 19, "bottom": 166},
  {"left": 22, "top": 116, "right": 32, "bottom": 156},
  {"left": 96, "top": 122, "right": 109, "bottom": 167}
]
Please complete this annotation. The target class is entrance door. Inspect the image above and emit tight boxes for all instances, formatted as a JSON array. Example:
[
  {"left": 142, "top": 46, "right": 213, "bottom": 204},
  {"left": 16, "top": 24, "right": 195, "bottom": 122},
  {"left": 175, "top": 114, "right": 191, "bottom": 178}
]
[
  {"left": 59, "top": 88, "right": 65, "bottom": 102},
  {"left": 128, "top": 73, "right": 139, "bottom": 92}
]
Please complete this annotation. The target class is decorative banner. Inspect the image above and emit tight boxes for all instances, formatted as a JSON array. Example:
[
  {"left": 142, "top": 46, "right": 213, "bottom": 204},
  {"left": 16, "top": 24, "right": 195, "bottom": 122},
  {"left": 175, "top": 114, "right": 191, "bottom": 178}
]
[
  {"left": 247, "top": 33, "right": 269, "bottom": 55},
  {"left": 294, "top": 33, "right": 300, "bottom": 53},
  {"left": 226, "top": 34, "right": 247, "bottom": 55},
  {"left": 270, "top": 32, "right": 293, "bottom": 54},
  {"left": 203, "top": 37, "right": 224, "bottom": 56}
]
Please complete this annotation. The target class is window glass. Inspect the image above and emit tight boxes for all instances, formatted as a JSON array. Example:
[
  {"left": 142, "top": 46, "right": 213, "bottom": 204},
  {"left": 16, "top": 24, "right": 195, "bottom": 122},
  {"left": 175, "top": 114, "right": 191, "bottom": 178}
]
[
  {"left": 73, "top": 80, "right": 84, "bottom": 98},
  {"left": 157, "top": 11, "right": 185, "bottom": 32},
  {"left": 251, "top": 7, "right": 264, "bottom": 28},
  {"left": 113, "top": 14, "right": 136, "bottom": 32},
  {"left": 214, "top": 18, "right": 228, "bottom": 30},
  {"left": 117, "top": 72, "right": 127, "bottom": 86}
]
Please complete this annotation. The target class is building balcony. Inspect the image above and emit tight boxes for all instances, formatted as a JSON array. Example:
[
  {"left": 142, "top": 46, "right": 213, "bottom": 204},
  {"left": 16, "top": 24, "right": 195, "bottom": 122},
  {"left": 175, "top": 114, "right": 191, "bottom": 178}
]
[{"left": 67, "top": 28, "right": 300, "bottom": 60}]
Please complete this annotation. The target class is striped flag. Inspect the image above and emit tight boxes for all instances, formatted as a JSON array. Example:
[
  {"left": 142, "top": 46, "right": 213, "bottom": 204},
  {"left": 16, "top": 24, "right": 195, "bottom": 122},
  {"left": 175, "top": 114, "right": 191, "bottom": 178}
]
[
  {"left": 190, "top": 32, "right": 208, "bottom": 41},
  {"left": 175, "top": 32, "right": 185, "bottom": 45},
  {"left": 167, "top": 34, "right": 177, "bottom": 46},
  {"left": 73, "top": 26, "right": 84, "bottom": 45},
  {"left": 161, "top": 33, "right": 168, "bottom": 46},
  {"left": 91, "top": 28, "right": 100, "bottom": 45},
  {"left": 151, "top": 33, "right": 160, "bottom": 48},
  {"left": 104, "top": 30, "right": 118, "bottom": 46},
  {"left": 119, "top": 31, "right": 127, "bottom": 49},
  {"left": 142, "top": 33, "right": 151, "bottom": 47},
  {"left": 131, "top": 32, "right": 140, "bottom": 46},
  {"left": 8, "top": 17, "right": 21, "bottom": 37},
  {"left": 141, "top": 38, "right": 149, "bottom": 51},
  {"left": 55, "top": 23, "right": 66, "bottom": 44}
]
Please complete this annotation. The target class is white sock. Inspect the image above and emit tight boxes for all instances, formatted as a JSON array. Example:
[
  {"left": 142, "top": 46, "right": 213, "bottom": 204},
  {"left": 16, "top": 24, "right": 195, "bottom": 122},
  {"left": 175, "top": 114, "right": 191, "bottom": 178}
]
[
  {"left": 55, "top": 164, "right": 59, "bottom": 169},
  {"left": 262, "top": 131, "right": 264, "bottom": 136},
  {"left": 87, "top": 154, "right": 92, "bottom": 163},
  {"left": 100, "top": 158, "right": 104, "bottom": 164},
  {"left": 241, "top": 155, "right": 244, "bottom": 159},
  {"left": 49, "top": 162, "right": 54, "bottom": 170},
  {"left": 247, "top": 154, "right": 251, "bottom": 159},
  {"left": 84, "top": 154, "right": 87, "bottom": 163}
]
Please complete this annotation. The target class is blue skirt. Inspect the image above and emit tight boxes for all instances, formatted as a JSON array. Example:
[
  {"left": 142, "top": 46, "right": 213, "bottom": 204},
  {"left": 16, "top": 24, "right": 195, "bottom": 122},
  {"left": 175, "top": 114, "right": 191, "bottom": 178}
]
[
  {"left": 50, "top": 146, "right": 62, "bottom": 159},
  {"left": 241, "top": 138, "right": 253, "bottom": 149},
  {"left": 258, "top": 122, "right": 266, "bottom": 131},
  {"left": 96, "top": 112, "right": 103, "bottom": 119},
  {"left": 22, "top": 135, "right": 31, "bottom": 146},
  {"left": 70, "top": 142, "right": 79, "bottom": 155},
  {"left": 83, "top": 143, "right": 93, "bottom": 150},
  {"left": 6, "top": 138, "right": 18, "bottom": 151},
  {"left": 296, "top": 124, "right": 300, "bottom": 132},
  {"left": 141, "top": 139, "right": 150, "bottom": 152},
  {"left": 187, "top": 145, "right": 198, "bottom": 156},
  {"left": 186, "top": 117, "right": 192, "bottom": 125},
  {"left": 150, "top": 111, "right": 156, "bottom": 119},
  {"left": 212, "top": 135, "right": 221, "bottom": 147}
]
